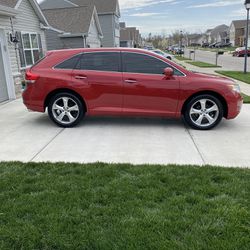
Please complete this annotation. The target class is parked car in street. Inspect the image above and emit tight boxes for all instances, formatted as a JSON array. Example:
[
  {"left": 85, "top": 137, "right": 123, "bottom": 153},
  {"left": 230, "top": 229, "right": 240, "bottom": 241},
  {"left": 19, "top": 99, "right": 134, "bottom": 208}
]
[
  {"left": 152, "top": 49, "right": 173, "bottom": 60},
  {"left": 201, "top": 43, "right": 210, "bottom": 48},
  {"left": 232, "top": 47, "right": 250, "bottom": 57},
  {"left": 23, "top": 48, "right": 243, "bottom": 130},
  {"left": 209, "top": 42, "right": 221, "bottom": 48},
  {"left": 215, "top": 42, "right": 232, "bottom": 48}
]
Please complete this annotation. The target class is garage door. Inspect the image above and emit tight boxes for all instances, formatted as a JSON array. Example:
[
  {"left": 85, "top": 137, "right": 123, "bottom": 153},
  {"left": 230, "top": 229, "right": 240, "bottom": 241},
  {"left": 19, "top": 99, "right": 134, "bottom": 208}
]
[{"left": 0, "top": 41, "right": 9, "bottom": 102}]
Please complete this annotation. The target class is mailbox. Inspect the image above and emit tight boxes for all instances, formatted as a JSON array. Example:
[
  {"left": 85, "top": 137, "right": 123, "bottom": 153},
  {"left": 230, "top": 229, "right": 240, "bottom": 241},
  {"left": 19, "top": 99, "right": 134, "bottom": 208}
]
[{"left": 217, "top": 51, "right": 224, "bottom": 55}]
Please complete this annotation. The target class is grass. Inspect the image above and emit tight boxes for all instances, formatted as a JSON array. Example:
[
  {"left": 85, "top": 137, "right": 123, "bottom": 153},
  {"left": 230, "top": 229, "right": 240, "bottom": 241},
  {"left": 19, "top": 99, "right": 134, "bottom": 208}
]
[
  {"left": 187, "top": 61, "right": 221, "bottom": 68},
  {"left": 1, "top": 162, "right": 250, "bottom": 250},
  {"left": 216, "top": 71, "right": 250, "bottom": 84},
  {"left": 174, "top": 56, "right": 191, "bottom": 61},
  {"left": 242, "top": 93, "right": 250, "bottom": 103}
]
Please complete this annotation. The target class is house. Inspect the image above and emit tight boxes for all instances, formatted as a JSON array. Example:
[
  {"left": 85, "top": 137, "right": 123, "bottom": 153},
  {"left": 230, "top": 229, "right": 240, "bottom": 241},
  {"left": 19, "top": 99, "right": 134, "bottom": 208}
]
[
  {"left": 41, "top": 0, "right": 121, "bottom": 47},
  {"left": 187, "top": 34, "right": 203, "bottom": 46},
  {"left": 119, "top": 22, "right": 142, "bottom": 48},
  {"left": 42, "top": 5, "right": 103, "bottom": 49},
  {"left": 210, "top": 24, "right": 229, "bottom": 43},
  {"left": 0, "top": 0, "right": 48, "bottom": 102},
  {"left": 229, "top": 20, "right": 250, "bottom": 47},
  {"left": 71, "top": 0, "right": 121, "bottom": 47}
]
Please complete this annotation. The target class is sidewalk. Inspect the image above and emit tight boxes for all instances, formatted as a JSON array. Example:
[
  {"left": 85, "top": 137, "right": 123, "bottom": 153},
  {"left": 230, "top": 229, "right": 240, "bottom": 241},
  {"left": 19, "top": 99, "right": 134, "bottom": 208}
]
[{"left": 174, "top": 59, "right": 250, "bottom": 96}]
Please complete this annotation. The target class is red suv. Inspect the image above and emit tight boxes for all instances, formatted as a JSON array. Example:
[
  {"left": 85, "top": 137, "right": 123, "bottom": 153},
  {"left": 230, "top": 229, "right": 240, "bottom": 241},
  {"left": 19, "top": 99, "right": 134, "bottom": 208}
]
[{"left": 23, "top": 48, "right": 243, "bottom": 130}]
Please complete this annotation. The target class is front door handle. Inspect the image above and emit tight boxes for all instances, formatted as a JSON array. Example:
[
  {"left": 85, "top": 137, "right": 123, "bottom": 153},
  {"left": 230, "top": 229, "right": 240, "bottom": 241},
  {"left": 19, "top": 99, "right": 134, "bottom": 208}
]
[
  {"left": 75, "top": 75, "right": 87, "bottom": 80},
  {"left": 125, "top": 79, "right": 137, "bottom": 84}
]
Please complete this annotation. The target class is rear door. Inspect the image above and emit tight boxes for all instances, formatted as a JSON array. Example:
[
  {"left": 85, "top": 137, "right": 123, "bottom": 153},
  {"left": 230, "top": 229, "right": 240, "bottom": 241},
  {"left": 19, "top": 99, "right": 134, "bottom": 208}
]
[{"left": 72, "top": 51, "right": 123, "bottom": 115}]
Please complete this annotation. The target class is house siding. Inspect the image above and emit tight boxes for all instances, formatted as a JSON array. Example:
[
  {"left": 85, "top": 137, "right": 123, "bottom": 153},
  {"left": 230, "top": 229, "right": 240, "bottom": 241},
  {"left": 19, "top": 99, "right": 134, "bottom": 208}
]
[
  {"left": 98, "top": 14, "right": 114, "bottom": 47},
  {"left": 45, "top": 30, "right": 85, "bottom": 50},
  {"left": 86, "top": 15, "right": 101, "bottom": 48},
  {"left": 60, "top": 37, "right": 84, "bottom": 49},
  {"left": 0, "top": 0, "right": 47, "bottom": 93}
]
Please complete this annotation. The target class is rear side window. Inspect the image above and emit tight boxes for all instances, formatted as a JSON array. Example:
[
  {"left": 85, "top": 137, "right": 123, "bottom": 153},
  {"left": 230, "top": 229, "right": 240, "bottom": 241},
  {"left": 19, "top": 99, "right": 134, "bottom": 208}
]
[
  {"left": 55, "top": 54, "right": 81, "bottom": 69},
  {"left": 76, "top": 52, "right": 120, "bottom": 72}
]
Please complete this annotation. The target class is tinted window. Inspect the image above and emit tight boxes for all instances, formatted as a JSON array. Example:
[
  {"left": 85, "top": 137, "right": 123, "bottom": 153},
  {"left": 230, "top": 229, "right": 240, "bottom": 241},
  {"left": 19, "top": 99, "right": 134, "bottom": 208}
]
[
  {"left": 55, "top": 54, "right": 81, "bottom": 69},
  {"left": 76, "top": 52, "right": 120, "bottom": 72},
  {"left": 122, "top": 52, "right": 183, "bottom": 76}
]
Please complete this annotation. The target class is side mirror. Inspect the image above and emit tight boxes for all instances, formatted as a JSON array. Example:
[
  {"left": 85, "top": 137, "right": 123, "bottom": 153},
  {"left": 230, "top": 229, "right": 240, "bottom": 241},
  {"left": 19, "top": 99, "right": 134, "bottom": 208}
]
[{"left": 164, "top": 67, "right": 174, "bottom": 79}]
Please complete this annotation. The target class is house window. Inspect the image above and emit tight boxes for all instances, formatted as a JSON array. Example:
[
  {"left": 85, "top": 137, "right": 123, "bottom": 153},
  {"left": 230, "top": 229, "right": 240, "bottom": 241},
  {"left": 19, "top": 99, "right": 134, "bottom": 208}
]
[{"left": 20, "top": 33, "right": 43, "bottom": 67}]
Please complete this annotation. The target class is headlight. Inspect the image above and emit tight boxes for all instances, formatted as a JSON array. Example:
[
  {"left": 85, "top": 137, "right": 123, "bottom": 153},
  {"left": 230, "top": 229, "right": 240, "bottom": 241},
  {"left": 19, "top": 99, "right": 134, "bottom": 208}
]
[{"left": 228, "top": 84, "right": 241, "bottom": 93}]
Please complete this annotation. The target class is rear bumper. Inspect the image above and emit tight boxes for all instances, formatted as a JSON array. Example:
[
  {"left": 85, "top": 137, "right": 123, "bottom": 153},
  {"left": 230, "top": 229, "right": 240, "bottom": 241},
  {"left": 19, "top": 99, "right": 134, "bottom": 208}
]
[{"left": 22, "top": 84, "right": 45, "bottom": 113}]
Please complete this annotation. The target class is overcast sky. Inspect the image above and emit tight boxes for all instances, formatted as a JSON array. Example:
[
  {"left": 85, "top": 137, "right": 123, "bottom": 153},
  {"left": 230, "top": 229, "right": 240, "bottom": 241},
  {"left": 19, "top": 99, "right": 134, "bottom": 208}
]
[{"left": 38, "top": 0, "right": 247, "bottom": 36}]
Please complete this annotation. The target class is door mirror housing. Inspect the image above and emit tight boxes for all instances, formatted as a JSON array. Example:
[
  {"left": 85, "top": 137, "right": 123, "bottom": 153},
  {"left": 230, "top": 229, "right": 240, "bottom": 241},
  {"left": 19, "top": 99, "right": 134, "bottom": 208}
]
[{"left": 164, "top": 67, "right": 174, "bottom": 79}]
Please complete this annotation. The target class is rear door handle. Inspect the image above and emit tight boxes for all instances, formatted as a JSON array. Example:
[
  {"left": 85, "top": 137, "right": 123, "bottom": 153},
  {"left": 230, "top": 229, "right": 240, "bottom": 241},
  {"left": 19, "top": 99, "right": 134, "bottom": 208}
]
[
  {"left": 125, "top": 79, "right": 137, "bottom": 84},
  {"left": 75, "top": 75, "right": 87, "bottom": 80}
]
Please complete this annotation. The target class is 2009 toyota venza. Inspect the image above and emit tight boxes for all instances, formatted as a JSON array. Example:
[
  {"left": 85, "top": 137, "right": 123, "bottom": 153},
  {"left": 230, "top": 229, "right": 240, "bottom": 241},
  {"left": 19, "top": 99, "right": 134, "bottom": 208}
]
[{"left": 22, "top": 48, "right": 243, "bottom": 130}]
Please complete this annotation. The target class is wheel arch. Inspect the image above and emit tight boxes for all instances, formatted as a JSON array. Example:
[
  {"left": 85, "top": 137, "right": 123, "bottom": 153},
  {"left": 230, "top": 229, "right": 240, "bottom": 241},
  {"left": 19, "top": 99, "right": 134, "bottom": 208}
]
[
  {"left": 44, "top": 88, "right": 87, "bottom": 112},
  {"left": 181, "top": 90, "right": 228, "bottom": 118}
]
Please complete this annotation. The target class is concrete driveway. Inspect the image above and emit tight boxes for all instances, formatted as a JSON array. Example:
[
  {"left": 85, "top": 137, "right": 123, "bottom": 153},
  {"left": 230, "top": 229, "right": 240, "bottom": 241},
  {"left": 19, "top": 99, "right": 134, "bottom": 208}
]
[{"left": 0, "top": 99, "right": 250, "bottom": 168}]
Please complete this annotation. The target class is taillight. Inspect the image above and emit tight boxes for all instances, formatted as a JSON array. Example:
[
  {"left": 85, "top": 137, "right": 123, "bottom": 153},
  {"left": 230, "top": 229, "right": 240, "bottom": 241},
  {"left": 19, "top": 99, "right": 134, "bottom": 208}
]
[{"left": 25, "top": 70, "right": 39, "bottom": 84}]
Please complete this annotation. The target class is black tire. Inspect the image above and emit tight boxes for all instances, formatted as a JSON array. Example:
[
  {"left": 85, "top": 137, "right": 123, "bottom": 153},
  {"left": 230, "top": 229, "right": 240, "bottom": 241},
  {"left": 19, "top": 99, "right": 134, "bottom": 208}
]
[
  {"left": 183, "top": 94, "right": 223, "bottom": 130},
  {"left": 48, "top": 92, "right": 85, "bottom": 128},
  {"left": 167, "top": 56, "right": 172, "bottom": 60}
]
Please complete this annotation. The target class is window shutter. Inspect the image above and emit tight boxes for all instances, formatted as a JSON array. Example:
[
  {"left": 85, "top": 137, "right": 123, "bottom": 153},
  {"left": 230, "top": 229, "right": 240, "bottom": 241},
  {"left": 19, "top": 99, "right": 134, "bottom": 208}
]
[
  {"left": 37, "top": 34, "right": 44, "bottom": 58},
  {"left": 16, "top": 32, "right": 25, "bottom": 68}
]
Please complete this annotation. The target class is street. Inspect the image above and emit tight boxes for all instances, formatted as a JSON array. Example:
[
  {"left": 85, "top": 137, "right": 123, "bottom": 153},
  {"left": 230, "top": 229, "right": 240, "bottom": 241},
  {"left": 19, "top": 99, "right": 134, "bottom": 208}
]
[{"left": 184, "top": 48, "right": 250, "bottom": 71}]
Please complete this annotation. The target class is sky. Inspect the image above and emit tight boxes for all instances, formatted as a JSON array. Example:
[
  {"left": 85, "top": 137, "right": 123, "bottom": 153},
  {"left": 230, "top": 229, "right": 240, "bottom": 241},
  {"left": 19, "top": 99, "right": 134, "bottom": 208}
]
[{"left": 38, "top": 0, "right": 247, "bottom": 36}]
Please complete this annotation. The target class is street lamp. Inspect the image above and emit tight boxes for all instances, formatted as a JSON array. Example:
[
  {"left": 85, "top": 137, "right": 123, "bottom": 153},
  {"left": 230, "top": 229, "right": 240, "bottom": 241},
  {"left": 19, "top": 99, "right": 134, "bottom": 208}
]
[
  {"left": 244, "top": 0, "right": 250, "bottom": 74},
  {"left": 180, "top": 30, "right": 183, "bottom": 57}
]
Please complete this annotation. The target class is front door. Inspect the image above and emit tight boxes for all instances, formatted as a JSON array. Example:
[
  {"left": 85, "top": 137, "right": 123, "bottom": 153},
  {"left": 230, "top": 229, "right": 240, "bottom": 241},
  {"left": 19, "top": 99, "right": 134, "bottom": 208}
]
[
  {"left": 0, "top": 40, "right": 9, "bottom": 102},
  {"left": 72, "top": 51, "right": 123, "bottom": 115},
  {"left": 122, "top": 52, "right": 182, "bottom": 117}
]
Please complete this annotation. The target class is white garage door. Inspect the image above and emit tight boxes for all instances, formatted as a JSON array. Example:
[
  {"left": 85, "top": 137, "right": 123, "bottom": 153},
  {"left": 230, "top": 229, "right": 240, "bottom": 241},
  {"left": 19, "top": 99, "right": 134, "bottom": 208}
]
[{"left": 0, "top": 41, "right": 9, "bottom": 102}]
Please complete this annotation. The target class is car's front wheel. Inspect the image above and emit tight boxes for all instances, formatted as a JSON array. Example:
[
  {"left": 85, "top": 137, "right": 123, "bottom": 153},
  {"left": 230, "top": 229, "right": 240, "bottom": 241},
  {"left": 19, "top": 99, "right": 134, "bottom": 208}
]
[
  {"left": 184, "top": 95, "right": 223, "bottom": 130},
  {"left": 48, "top": 92, "right": 84, "bottom": 127}
]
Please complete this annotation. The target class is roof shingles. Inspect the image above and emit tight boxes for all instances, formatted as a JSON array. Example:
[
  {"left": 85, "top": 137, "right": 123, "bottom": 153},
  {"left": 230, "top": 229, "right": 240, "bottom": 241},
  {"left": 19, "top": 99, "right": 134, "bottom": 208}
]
[
  {"left": 43, "top": 6, "right": 94, "bottom": 34},
  {"left": 0, "top": 0, "right": 18, "bottom": 8}
]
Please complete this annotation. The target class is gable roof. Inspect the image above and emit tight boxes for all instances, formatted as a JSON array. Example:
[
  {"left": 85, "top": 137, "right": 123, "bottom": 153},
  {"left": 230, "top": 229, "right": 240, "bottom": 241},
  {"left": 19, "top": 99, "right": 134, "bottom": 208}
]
[
  {"left": 210, "top": 24, "right": 229, "bottom": 38},
  {"left": 70, "top": 0, "right": 120, "bottom": 16},
  {"left": 231, "top": 20, "right": 250, "bottom": 29},
  {"left": 40, "top": 0, "right": 77, "bottom": 10},
  {"left": 0, "top": 0, "right": 18, "bottom": 8},
  {"left": 43, "top": 5, "right": 103, "bottom": 37},
  {"left": 0, "top": 0, "right": 49, "bottom": 26}
]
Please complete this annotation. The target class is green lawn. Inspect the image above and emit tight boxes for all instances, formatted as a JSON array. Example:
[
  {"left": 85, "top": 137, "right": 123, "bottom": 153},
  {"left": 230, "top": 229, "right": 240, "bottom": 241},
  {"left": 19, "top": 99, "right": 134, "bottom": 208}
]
[
  {"left": 242, "top": 93, "right": 250, "bottom": 103},
  {"left": 175, "top": 56, "right": 191, "bottom": 61},
  {"left": 1, "top": 162, "right": 250, "bottom": 250},
  {"left": 187, "top": 61, "right": 221, "bottom": 68},
  {"left": 216, "top": 71, "right": 250, "bottom": 84}
]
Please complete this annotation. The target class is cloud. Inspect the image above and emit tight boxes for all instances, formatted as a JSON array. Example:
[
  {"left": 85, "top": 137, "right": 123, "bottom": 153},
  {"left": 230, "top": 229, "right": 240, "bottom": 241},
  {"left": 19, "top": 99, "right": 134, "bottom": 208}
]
[
  {"left": 188, "top": 0, "right": 242, "bottom": 8},
  {"left": 129, "top": 12, "right": 160, "bottom": 17},
  {"left": 119, "top": 0, "right": 177, "bottom": 10},
  {"left": 230, "top": 8, "right": 247, "bottom": 17}
]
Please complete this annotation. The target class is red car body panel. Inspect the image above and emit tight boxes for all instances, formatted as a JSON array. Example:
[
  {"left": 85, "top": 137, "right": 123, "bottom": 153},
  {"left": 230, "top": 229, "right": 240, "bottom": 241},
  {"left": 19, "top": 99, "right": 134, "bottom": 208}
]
[{"left": 22, "top": 48, "right": 243, "bottom": 120}]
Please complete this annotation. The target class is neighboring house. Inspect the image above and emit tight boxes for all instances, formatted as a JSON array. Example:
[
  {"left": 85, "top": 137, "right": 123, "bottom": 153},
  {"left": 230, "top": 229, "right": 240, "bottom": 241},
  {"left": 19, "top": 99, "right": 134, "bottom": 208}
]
[
  {"left": 119, "top": 22, "right": 142, "bottom": 48},
  {"left": 229, "top": 20, "right": 250, "bottom": 47},
  {"left": 210, "top": 24, "right": 229, "bottom": 43},
  {"left": 187, "top": 34, "right": 203, "bottom": 46},
  {"left": 41, "top": 0, "right": 121, "bottom": 47},
  {"left": 42, "top": 5, "right": 103, "bottom": 49},
  {"left": 71, "top": 0, "right": 121, "bottom": 47},
  {"left": 0, "top": 0, "right": 48, "bottom": 102}
]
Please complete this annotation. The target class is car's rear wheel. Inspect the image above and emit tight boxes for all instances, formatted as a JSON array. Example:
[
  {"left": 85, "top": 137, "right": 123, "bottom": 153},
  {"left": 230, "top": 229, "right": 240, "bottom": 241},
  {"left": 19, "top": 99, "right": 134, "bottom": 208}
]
[
  {"left": 184, "top": 94, "right": 223, "bottom": 130},
  {"left": 48, "top": 92, "right": 84, "bottom": 127}
]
